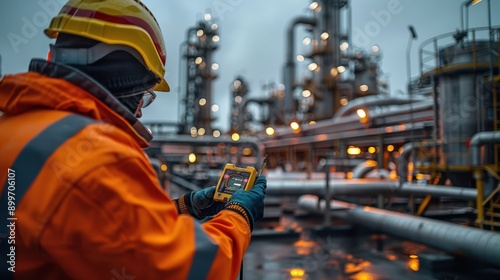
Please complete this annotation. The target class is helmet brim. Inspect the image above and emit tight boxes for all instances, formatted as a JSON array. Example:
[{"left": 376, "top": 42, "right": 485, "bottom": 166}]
[{"left": 155, "top": 77, "right": 170, "bottom": 92}]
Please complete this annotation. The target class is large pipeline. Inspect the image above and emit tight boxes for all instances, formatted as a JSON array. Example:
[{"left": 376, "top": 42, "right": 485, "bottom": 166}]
[
  {"left": 298, "top": 196, "right": 500, "bottom": 269},
  {"left": 266, "top": 178, "right": 477, "bottom": 200}
]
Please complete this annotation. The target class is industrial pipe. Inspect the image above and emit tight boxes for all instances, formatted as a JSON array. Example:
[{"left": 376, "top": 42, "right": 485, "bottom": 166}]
[
  {"left": 266, "top": 178, "right": 477, "bottom": 200},
  {"left": 298, "top": 196, "right": 500, "bottom": 269},
  {"left": 284, "top": 17, "right": 316, "bottom": 123},
  {"left": 267, "top": 178, "right": 397, "bottom": 196},
  {"left": 333, "top": 95, "right": 427, "bottom": 120},
  {"left": 399, "top": 182, "right": 477, "bottom": 199},
  {"left": 152, "top": 134, "right": 263, "bottom": 165},
  {"left": 398, "top": 141, "right": 438, "bottom": 182},
  {"left": 398, "top": 142, "right": 417, "bottom": 182},
  {"left": 469, "top": 131, "right": 500, "bottom": 224},
  {"left": 351, "top": 160, "right": 390, "bottom": 179},
  {"left": 470, "top": 131, "right": 500, "bottom": 166}
]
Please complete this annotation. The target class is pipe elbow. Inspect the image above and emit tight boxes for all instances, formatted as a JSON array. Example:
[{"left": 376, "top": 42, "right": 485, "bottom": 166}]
[{"left": 470, "top": 131, "right": 500, "bottom": 166}]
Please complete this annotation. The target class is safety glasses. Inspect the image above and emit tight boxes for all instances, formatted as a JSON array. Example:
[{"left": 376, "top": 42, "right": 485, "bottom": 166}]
[
  {"left": 117, "top": 89, "right": 156, "bottom": 108},
  {"left": 141, "top": 90, "right": 156, "bottom": 108}
]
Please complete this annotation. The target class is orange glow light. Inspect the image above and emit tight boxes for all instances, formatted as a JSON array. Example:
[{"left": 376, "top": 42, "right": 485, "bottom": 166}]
[
  {"left": 315, "top": 134, "right": 328, "bottom": 141},
  {"left": 290, "top": 268, "right": 305, "bottom": 277},
  {"left": 408, "top": 257, "right": 420, "bottom": 271}
]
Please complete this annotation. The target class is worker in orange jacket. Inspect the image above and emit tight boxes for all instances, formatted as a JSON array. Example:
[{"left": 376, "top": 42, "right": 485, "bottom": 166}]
[{"left": 0, "top": 0, "right": 266, "bottom": 279}]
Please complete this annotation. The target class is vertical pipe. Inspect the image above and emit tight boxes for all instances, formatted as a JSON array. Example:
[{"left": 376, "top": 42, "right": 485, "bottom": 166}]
[
  {"left": 284, "top": 17, "right": 317, "bottom": 123},
  {"left": 324, "top": 161, "right": 331, "bottom": 226},
  {"left": 398, "top": 142, "right": 416, "bottom": 183},
  {"left": 408, "top": 194, "right": 415, "bottom": 214},
  {"left": 377, "top": 135, "right": 384, "bottom": 170},
  {"left": 432, "top": 76, "right": 440, "bottom": 147},
  {"left": 203, "top": 48, "right": 212, "bottom": 133},
  {"left": 376, "top": 194, "right": 384, "bottom": 209},
  {"left": 407, "top": 26, "right": 418, "bottom": 89},
  {"left": 472, "top": 30, "right": 477, "bottom": 67},
  {"left": 487, "top": 0, "right": 494, "bottom": 82},
  {"left": 419, "top": 44, "right": 423, "bottom": 77},
  {"left": 307, "top": 144, "right": 314, "bottom": 179},
  {"left": 474, "top": 169, "right": 485, "bottom": 228},
  {"left": 433, "top": 38, "right": 439, "bottom": 69}
]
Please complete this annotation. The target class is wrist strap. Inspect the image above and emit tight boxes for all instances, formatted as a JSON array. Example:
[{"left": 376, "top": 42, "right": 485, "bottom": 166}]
[
  {"left": 175, "top": 193, "right": 197, "bottom": 217},
  {"left": 178, "top": 194, "right": 189, "bottom": 215},
  {"left": 224, "top": 202, "right": 253, "bottom": 231}
]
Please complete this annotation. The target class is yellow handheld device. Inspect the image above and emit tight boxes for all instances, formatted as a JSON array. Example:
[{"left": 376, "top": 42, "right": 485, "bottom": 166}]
[{"left": 213, "top": 164, "right": 257, "bottom": 202}]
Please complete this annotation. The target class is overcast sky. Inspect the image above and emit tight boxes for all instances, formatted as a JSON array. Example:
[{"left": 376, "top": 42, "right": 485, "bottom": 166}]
[{"left": 1, "top": 0, "right": 498, "bottom": 131}]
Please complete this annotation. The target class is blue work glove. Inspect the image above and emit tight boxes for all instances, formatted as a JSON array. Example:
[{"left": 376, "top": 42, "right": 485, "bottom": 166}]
[
  {"left": 224, "top": 175, "right": 267, "bottom": 230},
  {"left": 191, "top": 186, "right": 226, "bottom": 219},
  {"left": 175, "top": 186, "right": 226, "bottom": 220}
]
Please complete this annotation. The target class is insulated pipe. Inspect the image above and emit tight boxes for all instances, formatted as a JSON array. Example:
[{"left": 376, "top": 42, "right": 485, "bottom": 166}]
[
  {"left": 298, "top": 196, "right": 500, "bottom": 269},
  {"left": 469, "top": 131, "right": 500, "bottom": 223},
  {"left": 284, "top": 17, "right": 316, "bottom": 123},
  {"left": 266, "top": 178, "right": 477, "bottom": 200},
  {"left": 152, "top": 134, "right": 263, "bottom": 165},
  {"left": 267, "top": 179, "right": 397, "bottom": 196},
  {"left": 398, "top": 142, "right": 417, "bottom": 181},
  {"left": 399, "top": 182, "right": 477, "bottom": 199},
  {"left": 351, "top": 160, "right": 388, "bottom": 179},
  {"left": 470, "top": 131, "right": 500, "bottom": 166},
  {"left": 333, "top": 95, "right": 427, "bottom": 120},
  {"left": 398, "top": 141, "right": 438, "bottom": 182}
]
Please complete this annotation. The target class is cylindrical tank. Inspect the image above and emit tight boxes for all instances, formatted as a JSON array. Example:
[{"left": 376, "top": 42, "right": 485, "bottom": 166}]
[{"left": 438, "top": 40, "right": 494, "bottom": 186}]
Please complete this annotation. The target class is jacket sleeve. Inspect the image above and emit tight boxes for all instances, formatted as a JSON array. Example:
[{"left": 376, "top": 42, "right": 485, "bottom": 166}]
[{"left": 40, "top": 154, "right": 251, "bottom": 280}]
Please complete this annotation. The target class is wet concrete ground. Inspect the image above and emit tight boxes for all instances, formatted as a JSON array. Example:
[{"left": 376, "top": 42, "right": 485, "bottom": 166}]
[
  {"left": 168, "top": 183, "right": 500, "bottom": 279},
  {"left": 243, "top": 212, "right": 500, "bottom": 280}
]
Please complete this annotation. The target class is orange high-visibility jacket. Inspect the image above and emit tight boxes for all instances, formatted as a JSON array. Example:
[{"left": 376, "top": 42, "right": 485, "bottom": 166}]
[{"left": 0, "top": 59, "right": 250, "bottom": 280}]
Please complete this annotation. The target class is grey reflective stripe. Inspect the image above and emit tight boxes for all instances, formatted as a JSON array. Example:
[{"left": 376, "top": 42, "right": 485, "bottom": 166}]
[
  {"left": 187, "top": 222, "right": 219, "bottom": 280},
  {"left": 0, "top": 114, "right": 95, "bottom": 279}
]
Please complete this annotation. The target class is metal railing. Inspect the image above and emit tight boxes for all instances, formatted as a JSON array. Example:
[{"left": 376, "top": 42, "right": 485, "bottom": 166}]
[{"left": 419, "top": 26, "right": 500, "bottom": 77}]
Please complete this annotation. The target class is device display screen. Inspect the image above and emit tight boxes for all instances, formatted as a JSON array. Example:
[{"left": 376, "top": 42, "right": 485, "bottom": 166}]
[{"left": 218, "top": 170, "right": 251, "bottom": 195}]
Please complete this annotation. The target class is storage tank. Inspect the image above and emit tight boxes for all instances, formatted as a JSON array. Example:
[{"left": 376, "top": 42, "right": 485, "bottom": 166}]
[{"left": 437, "top": 40, "right": 495, "bottom": 186}]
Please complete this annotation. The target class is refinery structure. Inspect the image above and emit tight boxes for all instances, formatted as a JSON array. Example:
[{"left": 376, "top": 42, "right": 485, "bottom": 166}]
[{"left": 144, "top": 0, "right": 500, "bottom": 278}]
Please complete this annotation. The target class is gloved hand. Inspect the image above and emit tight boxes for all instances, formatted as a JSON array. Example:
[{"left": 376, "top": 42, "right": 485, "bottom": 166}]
[
  {"left": 191, "top": 186, "right": 226, "bottom": 219},
  {"left": 224, "top": 175, "right": 267, "bottom": 230},
  {"left": 175, "top": 186, "right": 226, "bottom": 220}
]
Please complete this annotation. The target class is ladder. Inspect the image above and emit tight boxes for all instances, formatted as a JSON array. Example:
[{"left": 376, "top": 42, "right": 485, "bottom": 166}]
[
  {"left": 494, "top": 78, "right": 500, "bottom": 167},
  {"left": 482, "top": 180, "right": 500, "bottom": 232},
  {"left": 484, "top": 77, "right": 500, "bottom": 231}
]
